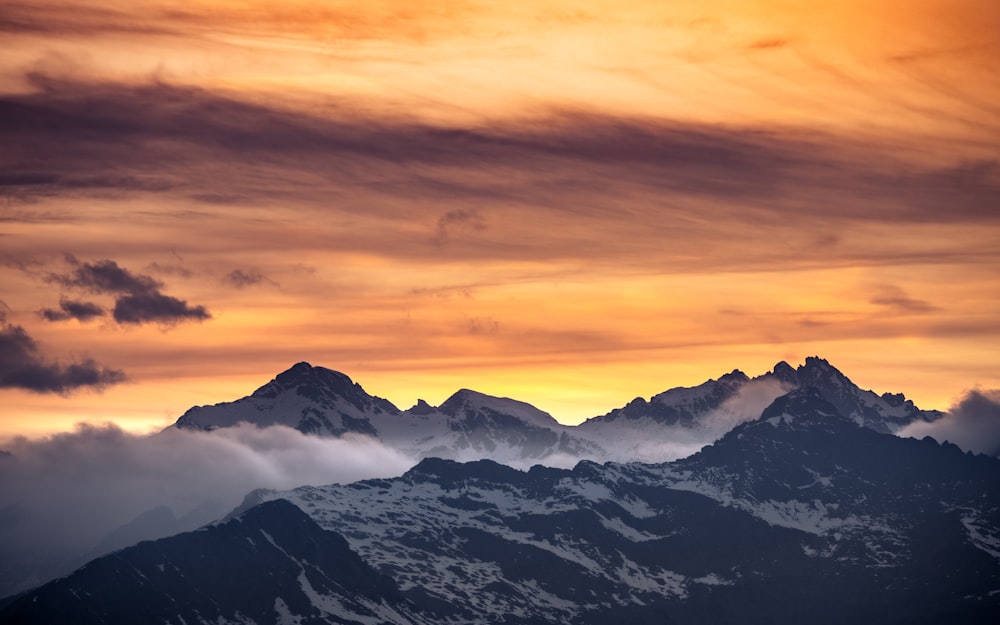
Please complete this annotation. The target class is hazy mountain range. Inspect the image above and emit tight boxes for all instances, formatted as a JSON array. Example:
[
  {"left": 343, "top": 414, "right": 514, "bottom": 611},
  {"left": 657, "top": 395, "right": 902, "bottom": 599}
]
[
  {"left": 2, "top": 356, "right": 996, "bottom": 623},
  {"left": 173, "top": 356, "right": 942, "bottom": 465},
  {"left": 2, "top": 383, "right": 997, "bottom": 624}
]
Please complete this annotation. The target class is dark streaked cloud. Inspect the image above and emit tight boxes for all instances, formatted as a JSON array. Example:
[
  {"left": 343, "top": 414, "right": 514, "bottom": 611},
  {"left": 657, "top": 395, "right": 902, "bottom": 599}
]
[
  {"left": 0, "top": 2, "right": 174, "bottom": 36},
  {"left": 747, "top": 38, "right": 790, "bottom": 50},
  {"left": 2, "top": 75, "right": 997, "bottom": 229},
  {"left": 0, "top": 323, "right": 126, "bottom": 393},
  {"left": 38, "top": 298, "right": 104, "bottom": 322},
  {"left": 0, "top": 0, "right": 476, "bottom": 43},
  {"left": 869, "top": 285, "right": 939, "bottom": 313},
  {"left": 0, "top": 74, "right": 995, "bottom": 282},
  {"left": 899, "top": 389, "right": 1000, "bottom": 456}
]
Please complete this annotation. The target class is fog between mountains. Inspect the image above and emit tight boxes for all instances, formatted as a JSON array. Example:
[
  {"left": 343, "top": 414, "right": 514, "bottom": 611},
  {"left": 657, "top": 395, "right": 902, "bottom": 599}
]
[
  {"left": 0, "top": 424, "right": 414, "bottom": 572},
  {"left": 1, "top": 383, "right": 998, "bottom": 597}
]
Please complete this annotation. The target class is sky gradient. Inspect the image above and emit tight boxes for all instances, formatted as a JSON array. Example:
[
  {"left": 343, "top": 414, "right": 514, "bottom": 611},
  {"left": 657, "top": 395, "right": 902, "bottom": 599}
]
[{"left": 2, "top": 0, "right": 999, "bottom": 437}]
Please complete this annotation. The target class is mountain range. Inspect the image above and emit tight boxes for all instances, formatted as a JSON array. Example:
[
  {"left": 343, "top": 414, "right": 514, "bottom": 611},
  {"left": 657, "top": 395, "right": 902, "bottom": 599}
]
[
  {"left": 172, "top": 356, "right": 943, "bottom": 464},
  {"left": 2, "top": 382, "right": 997, "bottom": 624}
]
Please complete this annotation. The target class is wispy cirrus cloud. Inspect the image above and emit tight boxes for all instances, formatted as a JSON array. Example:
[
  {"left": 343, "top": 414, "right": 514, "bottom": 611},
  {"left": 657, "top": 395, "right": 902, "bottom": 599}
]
[
  {"left": 2, "top": 76, "right": 997, "bottom": 274},
  {"left": 869, "top": 285, "right": 939, "bottom": 314}
]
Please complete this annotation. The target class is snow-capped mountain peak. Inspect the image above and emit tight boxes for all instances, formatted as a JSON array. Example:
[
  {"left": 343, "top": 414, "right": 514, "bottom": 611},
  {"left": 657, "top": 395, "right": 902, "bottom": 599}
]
[
  {"left": 581, "top": 356, "right": 940, "bottom": 437},
  {"left": 439, "top": 389, "right": 561, "bottom": 429},
  {"left": 173, "top": 362, "right": 396, "bottom": 437},
  {"left": 771, "top": 356, "right": 941, "bottom": 433},
  {"left": 250, "top": 362, "right": 400, "bottom": 414}
]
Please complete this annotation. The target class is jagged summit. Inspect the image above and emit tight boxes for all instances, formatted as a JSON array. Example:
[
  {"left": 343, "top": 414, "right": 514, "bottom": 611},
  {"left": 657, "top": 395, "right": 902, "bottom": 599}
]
[
  {"left": 770, "top": 359, "right": 798, "bottom": 384},
  {"left": 773, "top": 356, "right": 940, "bottom": 433},
  {"left": 584, "top": 367, "right": 756, "bottom": 428},
  {"left": 408, "top": 398, "right": 436, "bottom": 415},
  {"left": 581, "top": 356, "right": 940, "bottom": 436}
]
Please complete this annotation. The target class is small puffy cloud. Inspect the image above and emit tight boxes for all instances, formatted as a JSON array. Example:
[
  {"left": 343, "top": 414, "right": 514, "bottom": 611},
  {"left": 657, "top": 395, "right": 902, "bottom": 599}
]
[
  {"left": 49, "top": 257, "right": 160, "bottom": 295},
  {"left": 0, "top": 323, "right": 126, "bottom": 393},
  {"left": 899, "top": 389, "right": 1000, "bottom": 456},
  {"left": 747, "top": 38, "right": 790, "bottom": 50},
  {"left": 146, "top": 262, "right": 193, "bottom": 278},
  {"left": 112, "top": 292, "right": 210, "bottom": 325},
  {"left": 45, "top": 257, "right": 211, "bottom": 326},
  {"left": 38, "top": 298, "right": 105, "bottom": 322},
  {"left": 433, "top": 208, "right": 486, "bottom": 244},
  {"left": 223, "top": 269, "right": 269, "bottom": 288}
]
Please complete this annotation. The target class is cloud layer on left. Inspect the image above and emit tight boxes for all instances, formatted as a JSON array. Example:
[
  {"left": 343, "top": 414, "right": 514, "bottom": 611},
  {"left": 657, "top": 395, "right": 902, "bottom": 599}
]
[{"left": 0, "top": 422, "right": 416, "bottom": 596}]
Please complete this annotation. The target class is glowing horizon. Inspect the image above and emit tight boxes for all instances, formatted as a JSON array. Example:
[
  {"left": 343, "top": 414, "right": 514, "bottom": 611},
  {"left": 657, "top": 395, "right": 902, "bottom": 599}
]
[{"left": 2, "top": 0, "right": 998, "bottom": 438}]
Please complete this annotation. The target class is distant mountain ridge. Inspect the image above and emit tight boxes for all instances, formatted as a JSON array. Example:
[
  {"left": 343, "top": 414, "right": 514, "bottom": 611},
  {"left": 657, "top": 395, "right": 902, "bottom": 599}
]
[
  {"left": 0, "top": 357, "right": 953, "bottom": 605},
  {"left": 6, "top": 386, "right": 997, "bottom": 624},
  {"left": 583, "top": 356, "right": 939, "bottom": 434},
  {"left": 174, "top": 357, "right": 943, "bottom": 464}
]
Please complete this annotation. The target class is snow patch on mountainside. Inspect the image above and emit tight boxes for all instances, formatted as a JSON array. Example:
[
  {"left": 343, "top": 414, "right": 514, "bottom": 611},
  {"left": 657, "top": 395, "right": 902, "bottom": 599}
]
[
  {"left": 615, "top": 560, "right": 688, "bottom": 597},
  {"left": 693, "top": 573, "right": 734, "bottom": 586},
  {"left": 598, "top": 515, "right": 661, "bottom": 542},
  {"left": 742, "top": 499, "right": 846, "bottom": 535},
  {"left": 961, "top": 512, "right": 1000, "bottom": 560}
]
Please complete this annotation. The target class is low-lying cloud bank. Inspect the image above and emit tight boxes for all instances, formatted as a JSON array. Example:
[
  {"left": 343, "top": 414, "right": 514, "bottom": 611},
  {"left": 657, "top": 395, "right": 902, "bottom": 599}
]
[
  {"left": 899, "top": 389, "right": 1000, "bottom": 457},
  {"left": 519, "top": 377, "right": 793, "bottom": 469},
  {"left": 0, "top": 380, "right": 787, "bottom": 594},
  {"left": 0, "top": 423, "right": 415, "bottom": 596}
]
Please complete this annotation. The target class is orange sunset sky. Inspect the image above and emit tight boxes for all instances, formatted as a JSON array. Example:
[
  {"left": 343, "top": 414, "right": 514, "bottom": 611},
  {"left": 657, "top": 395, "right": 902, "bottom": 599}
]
[{"left": 1, "top": 0, "right": 998, "bottom": 437}]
